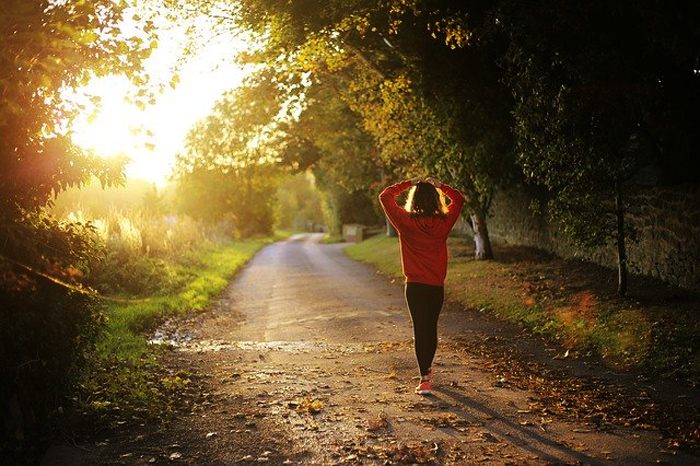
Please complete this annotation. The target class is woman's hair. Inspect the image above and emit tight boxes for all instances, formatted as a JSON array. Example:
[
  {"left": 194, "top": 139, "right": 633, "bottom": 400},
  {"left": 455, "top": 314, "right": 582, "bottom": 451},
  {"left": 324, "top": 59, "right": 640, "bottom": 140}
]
[{"left": 405, "top": 182, "right": 448, "bottom": 217}]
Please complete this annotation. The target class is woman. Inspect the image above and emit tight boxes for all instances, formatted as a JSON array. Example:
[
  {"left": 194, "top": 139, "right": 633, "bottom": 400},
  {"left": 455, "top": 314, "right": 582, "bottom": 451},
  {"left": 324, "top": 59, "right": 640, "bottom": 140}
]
[{"left": 379, "top": 176, "right": 465, "bottom": 395}]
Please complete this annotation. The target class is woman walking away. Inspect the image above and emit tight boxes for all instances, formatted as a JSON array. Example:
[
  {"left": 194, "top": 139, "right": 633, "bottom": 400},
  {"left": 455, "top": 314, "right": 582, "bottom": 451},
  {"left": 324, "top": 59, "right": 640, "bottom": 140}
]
[{"left": 379, "top": 176, "right": 465, "bottom": 395}]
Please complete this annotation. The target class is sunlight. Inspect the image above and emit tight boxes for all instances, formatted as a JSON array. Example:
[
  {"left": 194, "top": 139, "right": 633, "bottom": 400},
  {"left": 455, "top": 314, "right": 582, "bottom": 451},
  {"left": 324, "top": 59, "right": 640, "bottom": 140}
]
[
  {"left": 69, "top": 14, "right": 252, "bottom": 186},
  {"left": 71, "top": 76, "right": 143, "bottom": 158}
]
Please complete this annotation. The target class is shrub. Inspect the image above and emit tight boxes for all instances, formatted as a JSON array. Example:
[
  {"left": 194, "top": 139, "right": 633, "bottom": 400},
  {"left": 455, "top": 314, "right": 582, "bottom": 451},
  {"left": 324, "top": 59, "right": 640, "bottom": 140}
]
[
  {"left": 0, "top": 280, "right": 103, "bottom": 462},
  {"left": 0, "top": 211, "right": 107, "bottom": 461}
]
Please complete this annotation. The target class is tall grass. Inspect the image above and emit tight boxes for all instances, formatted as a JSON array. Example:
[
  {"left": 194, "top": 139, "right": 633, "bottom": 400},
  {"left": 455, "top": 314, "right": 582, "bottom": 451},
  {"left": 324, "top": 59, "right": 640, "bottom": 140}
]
[{"left": 66, "top": 209, "right": 210, "bottom": 296}]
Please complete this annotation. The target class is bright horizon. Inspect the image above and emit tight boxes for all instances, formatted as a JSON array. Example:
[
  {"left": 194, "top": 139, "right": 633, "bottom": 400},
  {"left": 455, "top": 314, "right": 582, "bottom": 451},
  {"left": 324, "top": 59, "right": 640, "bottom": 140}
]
[{"left": 70, "top": 16, "right": 252, "bottom": 187}]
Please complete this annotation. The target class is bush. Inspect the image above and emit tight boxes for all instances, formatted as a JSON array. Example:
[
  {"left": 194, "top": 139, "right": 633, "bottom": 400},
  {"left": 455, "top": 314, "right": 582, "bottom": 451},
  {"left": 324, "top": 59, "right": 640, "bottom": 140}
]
[
  {"left": 0, "top": 280, "right": 103, "bottom": 462},
  {"left": 0, "top": 211, "right": 107, "bottom": 462}
]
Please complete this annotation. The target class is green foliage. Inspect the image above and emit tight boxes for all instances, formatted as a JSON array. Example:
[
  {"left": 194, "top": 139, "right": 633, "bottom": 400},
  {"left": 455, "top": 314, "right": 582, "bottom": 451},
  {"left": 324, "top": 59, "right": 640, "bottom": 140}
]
[
  {"left": 223, "top": 0, "right": 520, "bottom": 259},
  {"left": 0, "top": 213, "right": 103, "bottom": 458},
  {"left": 173, "top": 83, "right": 282, "bottom": 237},
  {"left": 51, "top": 181, "right": 192, "bottom": 296},
  {"left": 0, "top": 212, "right": 98, "bottom": 282},
  {"left": 290, "top": 81, "right": 384, "bottom": 188},
  {"left": 227, "top": 0, "right": 700, "bottom": 266},
  {"left": 88, "top": 213, "right": 206, "bottom": 296},
  {"left": 0, "top": 2, "right": 158, "bottom": 457},
  {"left": 275, "top": 173, "right": 325, "bottom": 231},
  {"left": 322, "top": 185, "right": 384, "bottom": 235},
  {"left": 167, "top": 0, "right": 519, "bottom": 253},
  {"left": 504, "top": 2, "right": 646, "bottom": 248},
  {"left": 273, "top": 77, "right": 388, "bottom": 233},
  {"left": 343, "top": 4, "right": 517, "bottom": 217},
  {"left": 174, "top": 164, "right": 278, "bottom": 237},
  {"left": 500, "top": 0, "right": 700, "bottom": 293},
  {"left": 0, "top": 283, "right": 104, "bottom": 460},
  {"left": 0, "top": 211, "right": 106, "bottom": 461},
  {"left": 0, "top": 0, "right": 157, "bottom": 215}
]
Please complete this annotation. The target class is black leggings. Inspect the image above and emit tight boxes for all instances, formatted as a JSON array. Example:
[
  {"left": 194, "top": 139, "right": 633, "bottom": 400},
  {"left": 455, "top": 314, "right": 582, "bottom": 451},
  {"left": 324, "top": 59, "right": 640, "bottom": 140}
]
[{"left": 405, "top": 282, "right": 444, "bottom": 377}]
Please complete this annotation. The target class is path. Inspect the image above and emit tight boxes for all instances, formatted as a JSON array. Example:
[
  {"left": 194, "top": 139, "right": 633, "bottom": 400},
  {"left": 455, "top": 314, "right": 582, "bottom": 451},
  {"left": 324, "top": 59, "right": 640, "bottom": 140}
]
[{"left": 43, "top": 233, "right": 698, "bottom": 465}]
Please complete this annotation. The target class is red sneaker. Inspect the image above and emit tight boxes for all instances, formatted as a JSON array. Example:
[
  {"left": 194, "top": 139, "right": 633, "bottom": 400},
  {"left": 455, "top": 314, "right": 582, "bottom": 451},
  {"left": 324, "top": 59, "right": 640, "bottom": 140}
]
[
  {"left": 415, "top": 380, "right": 433, "bottom": 395},
  {"left": 415, "top": 368, "right": 434, "bottom": 395}
]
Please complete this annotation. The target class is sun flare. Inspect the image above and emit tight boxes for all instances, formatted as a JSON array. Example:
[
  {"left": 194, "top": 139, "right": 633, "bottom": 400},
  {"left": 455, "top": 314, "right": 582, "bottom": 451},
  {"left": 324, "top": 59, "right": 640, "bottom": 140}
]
[
  {"left": 71, "top": 77, "right": 145, "bottom": 159},
  {"left": 69, "top": 20, "right": 252, "bottom": 186}
]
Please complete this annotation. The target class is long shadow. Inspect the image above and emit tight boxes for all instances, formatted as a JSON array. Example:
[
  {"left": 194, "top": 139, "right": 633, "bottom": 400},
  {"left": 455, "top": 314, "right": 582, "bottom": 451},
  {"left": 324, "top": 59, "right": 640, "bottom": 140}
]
[{"left": 431, "top": 385, "right": 607, "bottom": 465}]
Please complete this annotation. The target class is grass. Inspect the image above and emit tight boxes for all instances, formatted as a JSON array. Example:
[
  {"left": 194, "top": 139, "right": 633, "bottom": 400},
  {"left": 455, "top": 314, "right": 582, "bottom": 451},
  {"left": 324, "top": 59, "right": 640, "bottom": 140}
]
[
  {"left": 320, "top": 232, "right": 344, "bottom": 244},
  {"left": 345, "top": 233, "right": 700, "bottom": 386},
  {"left": 344, "top": 234, "right": 402, "bottom": 277},
  {"left": 100, "top": 239, "right": 267, "bottom": 356},
  {"left": 76, "top": 237, "right": 276, "bottom": 423}
]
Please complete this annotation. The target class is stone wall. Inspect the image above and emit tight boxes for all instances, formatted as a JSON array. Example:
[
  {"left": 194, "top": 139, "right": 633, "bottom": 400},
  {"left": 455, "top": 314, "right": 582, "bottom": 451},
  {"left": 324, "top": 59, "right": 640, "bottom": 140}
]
[
  {"left": 486, "top": 185, "right": 700, "bottom": 292},
  {"left": 342, "top": 224, "right": 368, "bottom": 243}
]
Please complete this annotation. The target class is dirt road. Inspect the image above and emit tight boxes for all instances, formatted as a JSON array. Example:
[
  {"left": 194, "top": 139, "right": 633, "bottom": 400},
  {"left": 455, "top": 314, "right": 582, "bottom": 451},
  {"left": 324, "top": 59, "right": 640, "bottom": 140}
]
[{"left": 44, "top": 233, "right": 699, "bottom": 465}]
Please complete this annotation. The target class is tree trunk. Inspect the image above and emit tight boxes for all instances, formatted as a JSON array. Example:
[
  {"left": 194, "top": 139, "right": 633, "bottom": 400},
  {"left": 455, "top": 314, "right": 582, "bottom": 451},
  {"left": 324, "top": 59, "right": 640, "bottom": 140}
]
[
  {"left": 385, "top": 216, "right": 397, "bottom": 237},
  {"left": 470, "top": 212, "right": 493, "bottom": 260},
  {"left": 615, "top": 182, "right": 628, "bottom": 297}
]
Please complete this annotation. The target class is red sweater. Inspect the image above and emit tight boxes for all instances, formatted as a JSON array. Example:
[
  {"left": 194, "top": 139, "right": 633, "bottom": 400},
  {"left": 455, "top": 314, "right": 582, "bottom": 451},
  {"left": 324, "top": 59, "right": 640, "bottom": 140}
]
[{"left": 379, "top": 180, "right": 465, "bottom": 286}]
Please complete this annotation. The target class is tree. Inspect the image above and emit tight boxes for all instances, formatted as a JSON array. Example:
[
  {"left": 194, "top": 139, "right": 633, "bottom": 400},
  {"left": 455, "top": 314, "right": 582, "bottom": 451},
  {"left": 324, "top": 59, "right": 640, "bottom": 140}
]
[
  {"left": 280, "top": 79, "right": 388, "bottom": 234},
  {"left": 359, "top": 3, "right": 516, "bottom": 258},
  {"left": 501, "top": 0, "right": 700, "bottom": 296},
  {"left": 173, "top": 80, "right": 282, "bottom": 236},
  {"left": 0, "top": 0, "right": 157, "bottom": 457},
  {"left": 275, "top": 173, "right": 324, "bottom": 231},
  {"left": 228, "top": 0, "right": 519, "bottom": 258},
  {"left": 1, "top": 0, "right": 157, "bottom": 272}
]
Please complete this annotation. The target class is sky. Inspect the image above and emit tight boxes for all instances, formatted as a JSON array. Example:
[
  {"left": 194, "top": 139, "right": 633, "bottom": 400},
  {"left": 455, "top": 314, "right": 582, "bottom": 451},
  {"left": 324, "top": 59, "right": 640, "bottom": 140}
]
[{"left": 70, "top": 14, "right": 252, "bottom": 186}]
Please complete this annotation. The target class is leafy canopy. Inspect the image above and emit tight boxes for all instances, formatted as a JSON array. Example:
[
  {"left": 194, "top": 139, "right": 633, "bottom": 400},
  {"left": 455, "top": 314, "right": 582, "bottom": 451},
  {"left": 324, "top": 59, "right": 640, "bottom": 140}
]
[{"left": 1, "top": 0, "right": 158, "bottom": 275}]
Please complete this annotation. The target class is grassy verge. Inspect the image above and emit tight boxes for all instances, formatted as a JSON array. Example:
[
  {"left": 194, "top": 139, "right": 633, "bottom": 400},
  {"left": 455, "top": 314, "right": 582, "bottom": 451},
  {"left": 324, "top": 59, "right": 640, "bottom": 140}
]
[
  {"left": 75, "top": 237, "right": 276, "bottom": 424},
  {"left": 345, "top": 234, "right": 700, "bottom": 385},
  {"left": 320, "top": 233, "right": 344, "bottom": 244},
  {"left": 344, "top": 234, "right": 403, "bottom": 277}
]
